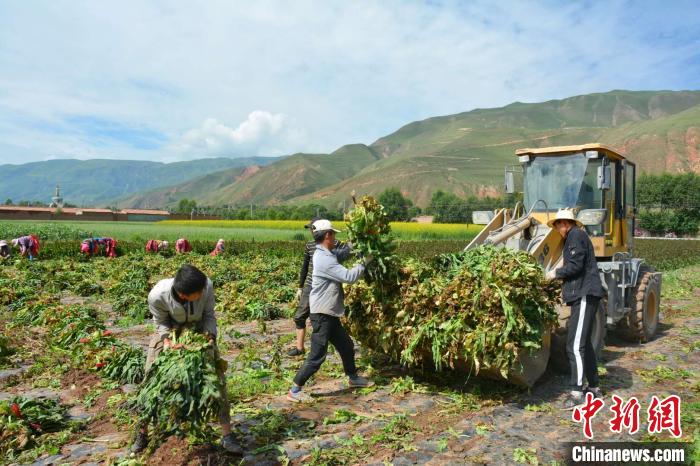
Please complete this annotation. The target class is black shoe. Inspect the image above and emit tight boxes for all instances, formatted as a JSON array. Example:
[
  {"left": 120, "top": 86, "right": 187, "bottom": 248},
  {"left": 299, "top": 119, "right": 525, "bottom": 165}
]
[
  {"left": 586, "top": 386, "right": 603, "bottom": 398},
  {"left": 287, "top": 347, "right": 305, "bottom": 357},
  {"left": 130, "top": 431, "right": 148, "bottom": 454},
  {"left": 561, "top": 391, "right": 585, "bottom": 410},
  {"left": 221, "top": 433, "right": 243, "bottom": 454}
]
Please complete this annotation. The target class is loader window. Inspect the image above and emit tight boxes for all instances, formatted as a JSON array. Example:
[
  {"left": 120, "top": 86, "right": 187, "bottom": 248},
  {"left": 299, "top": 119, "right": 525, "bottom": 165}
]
[{"left": 523, "top": 152, "right": 599, "bottom": 211}]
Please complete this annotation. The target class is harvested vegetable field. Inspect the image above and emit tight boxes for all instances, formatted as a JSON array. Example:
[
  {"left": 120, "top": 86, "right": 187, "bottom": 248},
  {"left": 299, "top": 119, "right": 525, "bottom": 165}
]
[{"left": 0, "top": 229, "right": 698, "bottom": 465}]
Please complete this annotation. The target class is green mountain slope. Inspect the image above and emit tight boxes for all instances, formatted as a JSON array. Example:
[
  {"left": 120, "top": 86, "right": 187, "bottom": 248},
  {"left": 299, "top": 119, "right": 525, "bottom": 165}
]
[
  {"left": 293, "top": 90, "right": 700, "bottom": 206},
  {"left": 123, "top": 144, "right": 380, "bottom": 207},
  {"left": 599, "top": 105, "right": 700, "bottom": 173},
  {"left": 0, "top": 157, "right": 280, "bottom": 206},
  {"left": 106, "top": 90, "right": 700, "bottom": 209}
]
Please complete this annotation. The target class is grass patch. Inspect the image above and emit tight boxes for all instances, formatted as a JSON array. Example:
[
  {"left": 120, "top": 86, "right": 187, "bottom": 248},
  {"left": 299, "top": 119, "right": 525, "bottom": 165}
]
[
  {"left": 661, "top": 264, "right": 700, "bottom": 299},
  {"left": 637, "top": 365, "right": 696, "bottom": 383},
  {"left": 524, "top": 402, "right": 553, "bottom": 413},
  {"left": 513, "top": 447, "right": 539, "bottom": 465}
]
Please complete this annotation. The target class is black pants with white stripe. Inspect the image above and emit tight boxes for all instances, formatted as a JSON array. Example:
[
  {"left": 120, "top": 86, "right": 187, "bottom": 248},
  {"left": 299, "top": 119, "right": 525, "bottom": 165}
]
[
  {"left": 566, "top": 296, "right": 600, "bottom": 389},
  {"left": 293, "top": 313, "right": 357, "bottom": 387}
]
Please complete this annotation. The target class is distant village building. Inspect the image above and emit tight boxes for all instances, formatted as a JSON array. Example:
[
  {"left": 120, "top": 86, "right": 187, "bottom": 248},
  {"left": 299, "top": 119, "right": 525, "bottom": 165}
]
[
  {"left": 410, "top": 215, "right": 434, "bottom": 224},
  {"left": 49, "top": 184, "right": 64, "bottom": 208},
  {"left": 0, "top": 183, "right": 218, "bottom": 221},
  {"left": 0, "top": 205, "right": 175, "bottom": 222}
]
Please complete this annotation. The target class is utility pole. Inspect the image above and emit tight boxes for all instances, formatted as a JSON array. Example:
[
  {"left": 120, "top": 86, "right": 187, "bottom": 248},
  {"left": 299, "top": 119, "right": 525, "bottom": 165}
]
[{"left": 250, "top": 203, "right": 253, "bottom": 220}]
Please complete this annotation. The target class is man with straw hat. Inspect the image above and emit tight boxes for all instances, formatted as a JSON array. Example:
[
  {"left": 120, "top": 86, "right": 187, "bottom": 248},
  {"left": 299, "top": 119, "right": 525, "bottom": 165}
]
[{"left": 545, "top": 208, "right": 605, "bottom": 409}]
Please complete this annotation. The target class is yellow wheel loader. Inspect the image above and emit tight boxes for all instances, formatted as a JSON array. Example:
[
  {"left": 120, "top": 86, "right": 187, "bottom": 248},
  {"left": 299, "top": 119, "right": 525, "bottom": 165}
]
[{"left": 468, "top": 144, "right": 662, "bottom": 387}]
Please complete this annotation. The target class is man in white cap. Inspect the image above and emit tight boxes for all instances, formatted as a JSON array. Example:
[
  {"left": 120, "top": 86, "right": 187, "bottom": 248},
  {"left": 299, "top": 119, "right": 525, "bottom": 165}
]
[
  {"left": 288, "top": 217, "right": 352, "bottom": 357},
  {"left": 545, "top": 208, "right": 605, "bottom": 409},
  {"left": 287, "top": 219, "right": 373, "bottom": 402}
]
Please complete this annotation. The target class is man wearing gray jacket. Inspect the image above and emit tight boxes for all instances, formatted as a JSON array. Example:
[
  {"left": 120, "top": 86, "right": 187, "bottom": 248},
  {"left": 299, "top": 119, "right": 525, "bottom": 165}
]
[
  {"left": 288, "top": 219, "right": 373, "bottom": 403},
  {"left": 131, "top": 264, "right": 241, "bottom": 454}
]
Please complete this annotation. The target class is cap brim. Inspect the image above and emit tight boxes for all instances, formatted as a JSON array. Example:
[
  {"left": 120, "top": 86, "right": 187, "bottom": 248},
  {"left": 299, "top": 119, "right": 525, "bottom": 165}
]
[{"left": 331, "top": 228, "right": 341, "bottom": 233}]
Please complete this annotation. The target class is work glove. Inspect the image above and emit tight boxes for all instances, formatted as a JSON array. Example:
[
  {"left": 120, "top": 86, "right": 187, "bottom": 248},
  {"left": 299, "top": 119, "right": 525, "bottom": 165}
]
[
  {"left": 295, "top": 288, "right": 303, "bottom": 300},
  {"left": 363, "top": 254, "right": 374, "bottom": 266},
  {"left": 345, "top": 241, "right": 353, "bottom": 250},
  {"left": 544, "top": 269, "right": 558, "bottom": 281}
]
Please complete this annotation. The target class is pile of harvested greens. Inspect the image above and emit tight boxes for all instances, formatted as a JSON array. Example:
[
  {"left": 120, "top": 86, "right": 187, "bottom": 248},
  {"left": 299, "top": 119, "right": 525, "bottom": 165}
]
[
  {"left": 0, "top": 397, "right": 68, "bottom": 457},
  {"left": 135, "top": 330, "right": 223, "bottom": 437},
  {"left": 345, "top": 196, "right": 559, "bottom": 378}
]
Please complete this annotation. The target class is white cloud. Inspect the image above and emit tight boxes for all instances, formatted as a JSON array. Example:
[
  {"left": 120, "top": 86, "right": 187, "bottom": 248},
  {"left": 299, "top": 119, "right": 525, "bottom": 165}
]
[
  {"left": 0, "top": 0, "right": 698, "bottom": 164},
  {"left": 174, "top": 111, "right": 306, "bottom": 157}
]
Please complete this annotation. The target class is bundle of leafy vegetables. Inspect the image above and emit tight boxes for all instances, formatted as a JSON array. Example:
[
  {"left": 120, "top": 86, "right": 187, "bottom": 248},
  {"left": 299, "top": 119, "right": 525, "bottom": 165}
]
[
  {"left": 345, "top": 197, "right": 559, "bottom": 378},
  {"left": 135, "top": 330, "right": 223, "bottom": 437},
  {"left": 345, "top": 195, "right": 398, "bottom": 283},
  {"left": 101, "top": 343, "right": 145, "bottom": 384},
  {"left": 0, "top": 397, "right": 68, "bottom": 457}
]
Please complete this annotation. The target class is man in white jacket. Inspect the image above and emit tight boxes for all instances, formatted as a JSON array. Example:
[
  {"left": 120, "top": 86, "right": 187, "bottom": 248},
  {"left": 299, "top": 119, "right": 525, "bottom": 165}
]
[
  {"left": 288, "top": 219, "right": 374, "bottom": 403},
  {"left": 131, "top": 264, "right": 241, "bottom": 454}
]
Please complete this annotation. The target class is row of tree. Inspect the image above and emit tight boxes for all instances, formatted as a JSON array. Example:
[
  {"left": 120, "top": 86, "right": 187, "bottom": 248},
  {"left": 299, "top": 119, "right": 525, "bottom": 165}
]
[
  {"left": 637, "top": 172, "right": 700, "bottom": 236},
  {"left": 173, "top": 189, "right": 510, "bottom": 223},
  {"left": 3, "top": 199, "right": 77, "bottom": 208}
]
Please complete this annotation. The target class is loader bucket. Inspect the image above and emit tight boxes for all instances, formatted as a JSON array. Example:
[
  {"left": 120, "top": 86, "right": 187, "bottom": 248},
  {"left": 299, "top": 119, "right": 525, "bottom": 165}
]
[{"left": 454, "top": 331, "right": 552, "bottom": 388}]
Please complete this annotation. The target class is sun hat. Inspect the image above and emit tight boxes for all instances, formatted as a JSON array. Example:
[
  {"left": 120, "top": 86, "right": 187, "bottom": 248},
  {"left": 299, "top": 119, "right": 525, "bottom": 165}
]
[
  {"left": 0, "top": 240, "right": 7, "bottom": 247},
  {"left": 547, "top": 208, "right": 583, "bottom": 228}
]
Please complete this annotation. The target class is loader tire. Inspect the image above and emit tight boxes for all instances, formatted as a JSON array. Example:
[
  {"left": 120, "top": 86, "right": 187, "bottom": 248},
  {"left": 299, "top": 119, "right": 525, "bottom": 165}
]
[
  {"left": 618, "top": 269, "right": 661, "bottom": 343},
  {"left": 549, "top": 299, "right": 606, "bottom": 372}
]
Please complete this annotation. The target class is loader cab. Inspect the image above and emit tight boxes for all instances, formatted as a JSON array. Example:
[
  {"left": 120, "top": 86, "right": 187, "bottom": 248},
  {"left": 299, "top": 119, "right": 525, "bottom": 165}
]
[{"left": 513, "top": 144, "right": 635, "bottom": 258}]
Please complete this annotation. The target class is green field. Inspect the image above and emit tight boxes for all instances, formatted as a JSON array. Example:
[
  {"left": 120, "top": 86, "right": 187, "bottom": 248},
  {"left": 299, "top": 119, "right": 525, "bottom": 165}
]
[
  {"left": 0, "top": 220, "right": 482, "bottom": 242},
  {"left": 2, "top": 220, "right": 700, "bottom": 270}
]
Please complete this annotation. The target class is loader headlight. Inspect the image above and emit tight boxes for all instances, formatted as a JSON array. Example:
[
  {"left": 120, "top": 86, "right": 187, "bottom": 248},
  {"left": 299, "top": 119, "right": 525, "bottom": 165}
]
[
  {"left": 577, "top": 209, "right": 607, "bottom": 226},
  {"left": 472, "top": 211, "right": 495, "bottom": 225}
]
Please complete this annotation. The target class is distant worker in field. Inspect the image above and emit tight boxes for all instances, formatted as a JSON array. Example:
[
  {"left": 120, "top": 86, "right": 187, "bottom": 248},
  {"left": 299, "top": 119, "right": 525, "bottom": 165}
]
[
  {"left": 81, "top": 237, "right": 118, "bottom": 258},
  {"left": 145, "top": 239, "right": 169, "bottom": 253},
  {"left": 130, "top": 264, "right": 241, "bottom": 454},
  {"left": 175, "top": 237, "right": 192, "bottom": 254},
  {"left": 98, "top": 237, "right": 118, "bottom": 258},
  {"left": 0, "top": 240, "right": 11, "bottom": 259},
  {"left": 287, "top": 219, "right": 374, "bottom": 403},
  {"left": 81, "top": 237, "right": 99, "bottom": 257},
  {"left": 287, "top": 218, "right": 352, "bottom": 357},
  {"left": 545, "top": 209, "right": 605, "bottom": 410},
  {"left": 210, "top": 239, "right": 225, "bottom": 257},
  {"left": 12, "top": 235, "right": 39, "bottom": 260}
]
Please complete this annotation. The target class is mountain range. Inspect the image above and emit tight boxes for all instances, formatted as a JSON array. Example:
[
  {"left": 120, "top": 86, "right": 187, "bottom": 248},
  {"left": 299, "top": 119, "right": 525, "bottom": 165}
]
[
  {"left": 4, "top": 90, "right": 700, "bottom": 209},
  {"left": 0, "top": 157, "right": 280, "bottom": 206}
]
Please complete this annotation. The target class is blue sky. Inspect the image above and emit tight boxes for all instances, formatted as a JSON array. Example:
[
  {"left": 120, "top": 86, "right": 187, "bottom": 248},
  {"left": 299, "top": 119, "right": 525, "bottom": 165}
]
[{"left": 0, "top": 0, "right": 698, "bottom": 164}]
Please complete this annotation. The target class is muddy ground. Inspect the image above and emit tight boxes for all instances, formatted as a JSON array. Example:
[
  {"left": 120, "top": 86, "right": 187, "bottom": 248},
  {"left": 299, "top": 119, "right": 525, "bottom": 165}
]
[{"left": 1, "top": 281, "right": 698, "bottom": 466}]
